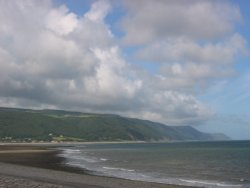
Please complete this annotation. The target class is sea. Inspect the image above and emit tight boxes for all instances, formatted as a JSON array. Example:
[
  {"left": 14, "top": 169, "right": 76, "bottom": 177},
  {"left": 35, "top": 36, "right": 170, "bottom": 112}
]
[{"left": 58, "top": 141, "right": 250, "bottom": 188}]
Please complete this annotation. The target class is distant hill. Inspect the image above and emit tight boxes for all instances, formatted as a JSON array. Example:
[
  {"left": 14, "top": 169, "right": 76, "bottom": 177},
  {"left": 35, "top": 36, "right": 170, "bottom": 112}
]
[{"left": 0, "top": 107, "right": 230, "bottom": 142}]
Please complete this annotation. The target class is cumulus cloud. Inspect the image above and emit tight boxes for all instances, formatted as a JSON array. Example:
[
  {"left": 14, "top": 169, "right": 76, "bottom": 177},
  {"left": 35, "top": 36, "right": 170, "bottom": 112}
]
[
  {"left": 126, "top": 91, "right": 213, "bottom": 125},
  {"left": 136, "top": 34, "right": 247, "bottom": 64},
  {"left": 85, "top": 0, "right": 111, "bottom": 22},
  {"left": 121, "top": 0, "right": 241, "bottom": 45},
  {"left": 84, "top": 47, "right": 142, "bottom": 100},
  {"left": 134, "top": 34, "right": 247, "bottom": 92},
  {"left": 121, "top": 0, "right": 247, "bottom": 96},
  {"left": 0, "top": 0, "right": 143, "bottom": 114},
  {"left": 46, "top": 5, "right": 78, "bottom": 36},
  {"left": 0, "top": 0, "right": 247, "bottom": 126}
]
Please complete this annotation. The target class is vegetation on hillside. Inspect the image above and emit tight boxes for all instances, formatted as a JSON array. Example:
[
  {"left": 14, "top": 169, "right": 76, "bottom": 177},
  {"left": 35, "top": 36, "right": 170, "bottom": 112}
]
[{"left": 0, "top": 107, "right": 230, "bottom": 142}]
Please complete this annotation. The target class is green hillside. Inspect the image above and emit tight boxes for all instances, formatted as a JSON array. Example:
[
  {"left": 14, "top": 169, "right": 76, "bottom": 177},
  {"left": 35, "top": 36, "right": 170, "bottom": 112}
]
[{"left": 0, "top": 107, "right": 230, "bottom": 142}]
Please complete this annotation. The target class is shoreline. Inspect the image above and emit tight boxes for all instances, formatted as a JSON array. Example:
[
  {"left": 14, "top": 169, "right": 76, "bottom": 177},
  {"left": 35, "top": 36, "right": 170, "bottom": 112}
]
[
  {"left": 0, "top": 144, "right": 197, "bottom": 188},
  {"left": 0, "top": 141, "right": 148, "bottom": 147},
  {"left": 0, "top": 162, "right": 195, "bottom": 188}
]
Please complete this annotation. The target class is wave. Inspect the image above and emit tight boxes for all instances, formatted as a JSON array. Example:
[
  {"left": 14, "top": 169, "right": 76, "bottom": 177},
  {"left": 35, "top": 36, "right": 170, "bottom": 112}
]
[
  {"left": 62, "top": 149, "right": 81, "bottom": 154},
  {"left": 180, "top": 179, "right": 243, "bottom": 188},
  {"left": 102, "top": 166, "right": 135, "bottom": 172},
  {"left": 59, "top": 147, "right": 246, "bottom": 188},
  {"left": 59, "top": 148, "right": 98, "bottom": 163},
  {"left": 100, "top": 158, "right": 108, "bottom": 161}
]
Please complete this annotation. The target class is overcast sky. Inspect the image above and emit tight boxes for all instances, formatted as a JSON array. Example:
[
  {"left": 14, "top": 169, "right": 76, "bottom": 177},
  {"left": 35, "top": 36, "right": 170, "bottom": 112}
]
[{"left": 0, "top": 0, "right": 249, "bottom": 139}]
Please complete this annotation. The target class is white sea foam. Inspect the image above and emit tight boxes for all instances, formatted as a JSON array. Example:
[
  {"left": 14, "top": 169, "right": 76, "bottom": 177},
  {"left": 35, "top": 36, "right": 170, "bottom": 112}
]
[
  {"left": 102, "top": 166, "right": 135, "bottom": 172},
  {"left": 100, "top": 158, "right": 108, "bottom": 161},
  {"left": 60, "top": 148, "right": 97, "bottom": 163},
  {"left": 63, "top": 153, "right": 245, "bottom": 188},
  {"left": 65, "top": 149, "right": 81, "bottom": 153},
  {"left": 180, "top": 179, "right": 243, "bottom": 188},
  {"left": 58, "top": 144, "right": 248, "bottom": 188}
]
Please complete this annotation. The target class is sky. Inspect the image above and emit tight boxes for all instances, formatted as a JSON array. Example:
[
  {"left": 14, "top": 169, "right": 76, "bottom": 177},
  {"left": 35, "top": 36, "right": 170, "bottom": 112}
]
[{"left": 0, "top": 0, "right": 249, "bottom": 140}]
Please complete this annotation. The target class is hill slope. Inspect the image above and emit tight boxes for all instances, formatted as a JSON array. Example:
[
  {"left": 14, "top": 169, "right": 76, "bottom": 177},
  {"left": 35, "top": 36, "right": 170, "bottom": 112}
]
[{"left": 0, "top": 107, "right": 230, "bottom": 142}]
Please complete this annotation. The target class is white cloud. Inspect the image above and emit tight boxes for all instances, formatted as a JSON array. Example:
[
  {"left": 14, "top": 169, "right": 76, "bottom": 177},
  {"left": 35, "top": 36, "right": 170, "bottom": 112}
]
[
  {"left": 125, "top": 91, "right": 213, "bottom": 125},
  {"left": 84, "top": 47, "right": 142, "bottom": 101},
  {"left": 46, "top": 5, "right": 78, "bottom": 36},
  {"left": 85, "top": 0, "right": 111, "bottom": 22},
  {"left": 134, "top": 34, "right": 247, "bottom": 95},
  {"left": 136, "top": 34, "right": 247, "bottom": 64},
  {"left": 121, "top": 0, "right": 241, "bottom": 45},
  {"left": 122, "top": 1, "right": 247, "bottom": 97},
  {"left": 0, "top": 0, "right": 247, "bottom": 126},
  {"left": 0, "top": 0, "right": 144, "bottom": 115}
]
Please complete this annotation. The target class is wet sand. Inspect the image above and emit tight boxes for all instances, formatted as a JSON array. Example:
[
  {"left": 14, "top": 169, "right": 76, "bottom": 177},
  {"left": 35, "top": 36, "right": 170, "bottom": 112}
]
[{"left": 0, "top": 144, "right": 198, "bottom": 188}]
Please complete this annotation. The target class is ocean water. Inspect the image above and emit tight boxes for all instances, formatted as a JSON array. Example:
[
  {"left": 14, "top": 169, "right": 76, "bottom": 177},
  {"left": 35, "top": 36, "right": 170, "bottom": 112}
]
[{"left": 59, "top": 141, "right": 250, "bottom": 188}]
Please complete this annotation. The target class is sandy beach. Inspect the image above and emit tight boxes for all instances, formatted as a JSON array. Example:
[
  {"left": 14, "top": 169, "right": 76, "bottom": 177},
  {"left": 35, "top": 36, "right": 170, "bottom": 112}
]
[{"left": 0, "top": 144, "right": 197, "bottom": 188}]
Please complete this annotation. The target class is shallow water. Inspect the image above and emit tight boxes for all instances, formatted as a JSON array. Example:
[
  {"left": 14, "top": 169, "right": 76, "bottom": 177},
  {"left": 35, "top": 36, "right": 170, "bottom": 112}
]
[{"left": 59, "top": 141, "right": 250, "bottom": 188}]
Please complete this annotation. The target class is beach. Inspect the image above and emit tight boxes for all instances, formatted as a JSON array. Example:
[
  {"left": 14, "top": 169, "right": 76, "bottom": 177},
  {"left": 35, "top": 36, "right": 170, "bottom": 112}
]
[{"left": 0, "top": 144, "right": 196, "bottom": 188}]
